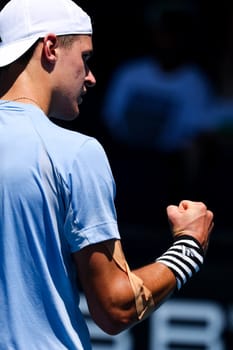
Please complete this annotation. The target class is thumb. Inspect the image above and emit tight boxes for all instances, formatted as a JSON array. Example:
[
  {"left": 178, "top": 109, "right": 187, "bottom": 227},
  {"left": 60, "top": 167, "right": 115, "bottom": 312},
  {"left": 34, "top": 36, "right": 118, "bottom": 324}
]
[{"left": 167, "top": 204, "right": 179, "bottom": 219}]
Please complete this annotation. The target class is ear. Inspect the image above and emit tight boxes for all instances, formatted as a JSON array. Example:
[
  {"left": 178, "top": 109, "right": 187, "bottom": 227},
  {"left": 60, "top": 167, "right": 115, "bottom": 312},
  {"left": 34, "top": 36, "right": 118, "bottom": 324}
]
[{"left": 42, "top": 33, "right": 59, "bottom": 64}]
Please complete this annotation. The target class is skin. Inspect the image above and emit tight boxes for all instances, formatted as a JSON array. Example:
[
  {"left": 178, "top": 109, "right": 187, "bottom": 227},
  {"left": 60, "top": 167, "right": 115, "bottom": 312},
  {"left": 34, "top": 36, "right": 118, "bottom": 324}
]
[
  {"left": 73, "top": 200, "right": 213, "bottom": 334},
  {"left": 0, "top": 34, "right": 214, "bottom": 335},
  {"left": 0, "top": 33, "right": 96, "bottom": 119}
]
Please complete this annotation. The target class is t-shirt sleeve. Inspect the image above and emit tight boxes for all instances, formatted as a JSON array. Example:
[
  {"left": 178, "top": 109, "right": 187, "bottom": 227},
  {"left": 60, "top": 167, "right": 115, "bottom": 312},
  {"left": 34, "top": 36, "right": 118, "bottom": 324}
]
[{"left": 64, "top": 137, "right": 120, "bottom": 252}]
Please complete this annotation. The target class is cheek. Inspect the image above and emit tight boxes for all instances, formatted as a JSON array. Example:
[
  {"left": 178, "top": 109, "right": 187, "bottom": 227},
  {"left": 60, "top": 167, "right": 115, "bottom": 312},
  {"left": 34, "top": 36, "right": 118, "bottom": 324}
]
[
  {"left": 68, "top": 62, "right": 85, "bottom": 86},
  {"left": 74, "top": 69, "right": 87, "bottom": 98},
  {"left": 58, "top": 54, "right": 86, "bottom": 93},
  {"left": 75, "top": 63, "right": 86, "bottom": 80}
]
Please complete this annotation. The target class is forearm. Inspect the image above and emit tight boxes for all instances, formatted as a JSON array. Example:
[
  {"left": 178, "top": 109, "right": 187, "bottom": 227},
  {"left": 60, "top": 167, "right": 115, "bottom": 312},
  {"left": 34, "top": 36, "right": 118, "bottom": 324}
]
[{"left": 132, "top": 261, "right": 176, "bottom": 309}]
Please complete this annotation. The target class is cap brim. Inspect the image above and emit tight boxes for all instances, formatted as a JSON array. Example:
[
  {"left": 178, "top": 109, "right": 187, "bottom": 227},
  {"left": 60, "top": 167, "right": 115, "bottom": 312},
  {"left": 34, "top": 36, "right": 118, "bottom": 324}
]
[{"left": 0, "top": 37, "right": 39, "bottom": 67}]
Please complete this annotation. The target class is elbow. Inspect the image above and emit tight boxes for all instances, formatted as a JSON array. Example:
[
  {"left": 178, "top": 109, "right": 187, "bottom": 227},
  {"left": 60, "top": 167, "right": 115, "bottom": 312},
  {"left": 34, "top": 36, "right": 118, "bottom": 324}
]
[
  {"left": 89, "top": 300, "right": 137, "bottom": 335},
  {"left": 94, "top": 311, "right": 135, "bottom": 335},
  {"left": 99, "top": 323, "right": 125, "bottom": 336}
]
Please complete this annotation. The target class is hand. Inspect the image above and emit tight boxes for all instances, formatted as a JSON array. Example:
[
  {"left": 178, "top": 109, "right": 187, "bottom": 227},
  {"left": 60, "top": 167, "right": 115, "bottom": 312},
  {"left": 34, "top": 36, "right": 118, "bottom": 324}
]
[{"left": 166, "top": 200, "right": 214, "bottom": 253}]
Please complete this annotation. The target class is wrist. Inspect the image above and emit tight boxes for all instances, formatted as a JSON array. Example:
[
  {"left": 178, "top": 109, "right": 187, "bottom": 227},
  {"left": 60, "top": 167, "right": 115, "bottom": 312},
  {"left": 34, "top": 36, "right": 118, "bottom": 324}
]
[{"left": 156, "top": 235, "right": 205, "bottom": 290}]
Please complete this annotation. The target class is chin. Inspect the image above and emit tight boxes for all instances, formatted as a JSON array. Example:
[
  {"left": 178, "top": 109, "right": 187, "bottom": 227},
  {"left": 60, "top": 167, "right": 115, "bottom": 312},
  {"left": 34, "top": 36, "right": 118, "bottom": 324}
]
[{"left": 49, "top": 106, "right": 80, "bottom": 121}]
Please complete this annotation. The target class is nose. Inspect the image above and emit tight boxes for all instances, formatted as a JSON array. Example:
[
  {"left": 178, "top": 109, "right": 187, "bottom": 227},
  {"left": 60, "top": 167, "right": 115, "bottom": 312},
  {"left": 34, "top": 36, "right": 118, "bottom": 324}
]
[{"left": 85, "top": 69, "right": 96, "bottom": 88}]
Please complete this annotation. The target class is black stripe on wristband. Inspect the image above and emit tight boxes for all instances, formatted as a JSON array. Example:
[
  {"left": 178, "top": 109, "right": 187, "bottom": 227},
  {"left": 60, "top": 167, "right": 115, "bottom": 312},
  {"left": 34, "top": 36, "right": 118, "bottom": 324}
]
[
  {"left": 156, "top": 236, "right": 204, "bottom": 290},
  {"left": 162, "top": 246, "right": 201, "bottom": 275},
  {"left": 174, "top": 234, "right": 205, "bottom": 256}
]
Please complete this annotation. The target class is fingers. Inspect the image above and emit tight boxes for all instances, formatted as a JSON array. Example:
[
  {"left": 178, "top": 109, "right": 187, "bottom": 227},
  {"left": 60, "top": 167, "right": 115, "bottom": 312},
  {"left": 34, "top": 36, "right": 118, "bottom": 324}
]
[
  {"left": 206, "top": 209, "right": 214, "bottom": 231},
  {"left": 179, "top": 200, "right": 207, "bottom": 211},
  {"left": 208, "top": 220, "right": 214, "bottom": 234},
  {"left": 167, "top": 200, "right": 207, "bottom": 216},
  {"left": 178, "top": 200, "right": 190, "bottom": 211}
]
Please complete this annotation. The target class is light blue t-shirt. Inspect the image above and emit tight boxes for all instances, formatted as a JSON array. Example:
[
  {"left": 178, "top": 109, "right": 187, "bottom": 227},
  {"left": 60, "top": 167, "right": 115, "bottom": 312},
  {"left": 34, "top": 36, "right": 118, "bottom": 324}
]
[{"left": 0, "top": 102, "right": 120, "bottom": 349}]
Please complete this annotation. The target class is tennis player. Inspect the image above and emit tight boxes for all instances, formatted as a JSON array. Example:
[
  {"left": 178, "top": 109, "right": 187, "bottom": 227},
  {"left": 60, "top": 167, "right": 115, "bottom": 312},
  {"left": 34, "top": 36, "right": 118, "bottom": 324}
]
[{"left": 0, "top": 0, "right": 214, "bottom": 349}]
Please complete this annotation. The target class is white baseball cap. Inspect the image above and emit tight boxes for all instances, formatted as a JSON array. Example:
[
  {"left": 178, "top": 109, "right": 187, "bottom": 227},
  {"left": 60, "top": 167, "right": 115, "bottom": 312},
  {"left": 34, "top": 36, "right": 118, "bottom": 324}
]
[{"left": 0, "top": 0, "right": 92, "bottom": 67}]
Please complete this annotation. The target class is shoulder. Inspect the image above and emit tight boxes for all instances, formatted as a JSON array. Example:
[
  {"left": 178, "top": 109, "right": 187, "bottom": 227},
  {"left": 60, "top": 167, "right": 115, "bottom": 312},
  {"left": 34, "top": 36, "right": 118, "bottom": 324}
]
[{"left": 26, "top": 107, "right": 110, "bottom": 170}]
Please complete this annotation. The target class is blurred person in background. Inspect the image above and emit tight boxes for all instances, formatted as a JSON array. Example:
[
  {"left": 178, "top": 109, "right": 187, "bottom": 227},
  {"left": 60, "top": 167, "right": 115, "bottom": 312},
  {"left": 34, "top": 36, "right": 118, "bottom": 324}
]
[{"left": 101, "top": 0, "right": 215, "bottom": 225}]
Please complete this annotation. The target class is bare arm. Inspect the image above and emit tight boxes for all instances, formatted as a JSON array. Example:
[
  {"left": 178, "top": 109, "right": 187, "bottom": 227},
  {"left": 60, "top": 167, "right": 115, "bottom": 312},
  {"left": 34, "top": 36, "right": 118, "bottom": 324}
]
[{"left": 73, "top": 200, "right": 213, "bottom": 335}]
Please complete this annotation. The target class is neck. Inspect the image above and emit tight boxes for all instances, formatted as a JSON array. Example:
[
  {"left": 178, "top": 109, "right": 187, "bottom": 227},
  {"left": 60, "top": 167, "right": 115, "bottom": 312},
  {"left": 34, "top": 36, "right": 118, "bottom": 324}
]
[{"left": 0, "top": 62, "right": 49, "bottom": 115}]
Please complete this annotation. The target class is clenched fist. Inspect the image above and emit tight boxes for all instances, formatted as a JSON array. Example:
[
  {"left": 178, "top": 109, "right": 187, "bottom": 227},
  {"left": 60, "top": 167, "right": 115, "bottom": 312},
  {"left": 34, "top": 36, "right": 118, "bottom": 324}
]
[{"left": 167, "top": 200, "right": 214, "bottom": 253}]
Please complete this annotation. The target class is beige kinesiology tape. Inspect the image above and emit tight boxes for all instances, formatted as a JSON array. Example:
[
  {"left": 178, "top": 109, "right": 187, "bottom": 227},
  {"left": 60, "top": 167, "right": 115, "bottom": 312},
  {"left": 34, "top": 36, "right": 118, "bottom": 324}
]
[{"left": 103, "top": 240, "right": 155, "bottom": 320}]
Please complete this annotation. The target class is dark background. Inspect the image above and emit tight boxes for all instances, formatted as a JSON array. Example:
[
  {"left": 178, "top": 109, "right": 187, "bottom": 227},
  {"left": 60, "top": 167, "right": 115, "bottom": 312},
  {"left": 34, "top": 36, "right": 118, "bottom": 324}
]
[{"left": 70, "top": 1, "right": 233, "bottom": 349}]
